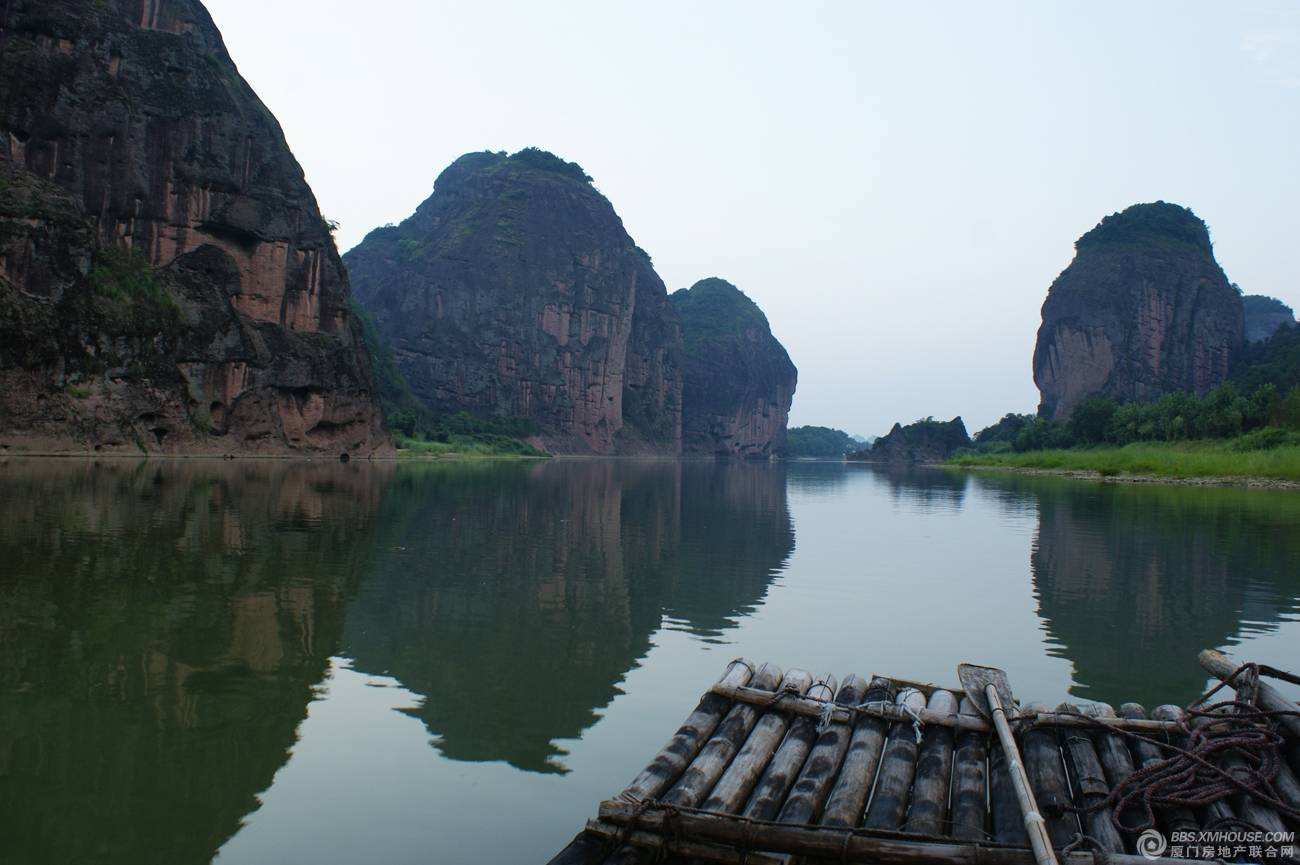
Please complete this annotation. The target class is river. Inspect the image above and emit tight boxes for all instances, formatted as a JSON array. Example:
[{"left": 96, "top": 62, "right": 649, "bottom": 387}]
[{"left": 2, "top": 458, "right": 1298, "bottom": 864}]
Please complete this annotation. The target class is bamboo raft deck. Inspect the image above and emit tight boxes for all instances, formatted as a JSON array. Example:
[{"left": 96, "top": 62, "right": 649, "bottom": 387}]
[{"left": 548, "top": 650, "right": 1300, "bottom": 865}]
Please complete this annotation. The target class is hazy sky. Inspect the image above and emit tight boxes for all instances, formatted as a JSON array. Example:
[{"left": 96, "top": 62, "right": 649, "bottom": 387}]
[{"left": 206, "top": 1, "right": 1299, "bottom": 436}]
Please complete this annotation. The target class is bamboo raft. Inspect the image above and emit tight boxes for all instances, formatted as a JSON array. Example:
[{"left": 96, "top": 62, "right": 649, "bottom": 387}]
[{"left": 548, "top": 650, "right": 1300, "bottom": 865}]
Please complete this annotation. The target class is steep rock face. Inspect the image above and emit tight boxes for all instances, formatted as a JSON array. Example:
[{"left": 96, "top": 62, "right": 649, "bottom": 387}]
[
  {"left": 1032, "top": 203, "right": 1243, "bottom": 420},
  {"left": 848, "top": 416, "right": 969, "bottom": 464},
  {"left": 0, "top": 0, "right": 386, "bottom": 454},
  {"left": 1244, "top": 295, "right": 1296, "bottom": 343},
  {"left": 670, "top": 278, "right": 796, "bottom": 458},
  {"left": 344, "top": 149, "right": 682, "bottom": 455}
]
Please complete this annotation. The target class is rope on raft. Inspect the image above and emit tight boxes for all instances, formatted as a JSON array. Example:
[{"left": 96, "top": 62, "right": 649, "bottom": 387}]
[{"left": 1056, "top": 662, "right": 1300, "bottom": 835}]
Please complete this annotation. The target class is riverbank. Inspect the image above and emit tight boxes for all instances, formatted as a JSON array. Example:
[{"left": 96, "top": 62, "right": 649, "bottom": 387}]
[
  {"left": 393, "top": 433, "right": 548, "bottom": 460},
  {"left": 948, "top": 439, "right": 1300, "bottom": 488}
]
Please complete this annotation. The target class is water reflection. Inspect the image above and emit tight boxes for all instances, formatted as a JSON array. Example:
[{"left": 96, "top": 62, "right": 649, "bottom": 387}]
[
  {"left": 340, "top": 460, "right": 794, "bottom": 773},
  {"left": 977, "top": 475, "right": 1300, "bottom": 705},
  {"left": 0, "top": 460, "right": 381, "bottom": 865}
]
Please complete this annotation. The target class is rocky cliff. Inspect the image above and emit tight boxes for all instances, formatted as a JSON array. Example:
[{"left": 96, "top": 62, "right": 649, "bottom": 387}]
[
  {"left": 848, "top": 416, "right": 970, "bottom": 464},
  {"left": 1032, "top": 202, "right": 1243, "bottom": 420},
  {"left": 669, "top": 278, "right": 796, "bottom": 458},
  {"left": 0, "top": 0, "right": 386, "bottom": 455},
  {"left": 344, "top": 149, "right": 682, "bottom": 455},
  {"left": 1244, "top": 295, "right": 1296, "bottom": 343}
]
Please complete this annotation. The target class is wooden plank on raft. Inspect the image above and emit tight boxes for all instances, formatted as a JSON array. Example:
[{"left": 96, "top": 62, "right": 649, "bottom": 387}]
[
  {"left": 545, "top": 832, "right": 611, "bottom": 865},
  {"left": 821, "top": 676, "right": 896, "bottom": 828},
  {"left": 584, "top": 819, "right": 783, "bottom": 865},
  {"left": 743, "top": 674, "right": 838, "bottom": 821},
  {"left": 1020, "top": 701, "right": 1080, "bottom": 848},
  {"left": 950, "top": 696, "right": 990, "bottom": 841},
  {"left": 703, "top": 669, "right": 815, "bottom": 814},
  {"left": 863, "top": 687, "right": 928, "bottom": 829},
  {"left": 620, "top": 658, "right": 755, "bottom": 802},
  {"left": 592, "top": 801, "right": 1222, "bottom": 865},
  {"left": 1122, "top": 704, "right": 1199, "bottom": 837},
  {"left": 1057, "top": 702, "right": 1126, "bottom": 853},
  {"left": 777, "top": 674, "right": 871, "bottom": 826},
  {"left": 903, "top": 689, "right": 959, "bottom": 836},
  {"left": 663, "top": 663, "right": 785, "bottom": 808}
]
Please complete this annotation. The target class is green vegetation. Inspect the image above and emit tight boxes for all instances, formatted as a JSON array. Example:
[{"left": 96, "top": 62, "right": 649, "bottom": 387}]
[
  {"left": 89, "top": 247, "right": 171, "bottom": 306},
  {"left": 671, "top": 278, "right": 772, "bottom": 359},
  {"left": 966, "top": 381, "right": 1298, "bottom": 458},
  {"left": 782, "top": 425, "right": 863, "bottom": 458},
  {"left": 350, "top": 301, "right": 545, "bottom": 457},
  {"left": 1075, "top": 201, "right": 1212, "bottom": 258},
  {"left": 507, "top": 147, "right": 592, "bottom": 183},
  {"left": 950, "top": 438, "right": 1300, "bottom": 482},
  {"left": 1233, "top": 323, "right": 1300, "bottom": 394}
]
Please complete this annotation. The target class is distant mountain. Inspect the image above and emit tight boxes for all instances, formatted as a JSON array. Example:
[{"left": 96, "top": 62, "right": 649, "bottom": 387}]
[
  {"left": 1243, "top": 295, "right": 1297, "bottom": 343},
  {"left": 344, "top": 149, "right": 682, "bottom": 455},
  {"left": 671, "top": 278, "right": 797, "bottom": 459},
  {"left": 1032, "top": 202, "right": 1242, "bottom": 420},
  {"left": 783, "top": 426, "right": 861, "bottom": 458},
  {"left": 848, "top": 417, "right": 970, "bottom": 464}
]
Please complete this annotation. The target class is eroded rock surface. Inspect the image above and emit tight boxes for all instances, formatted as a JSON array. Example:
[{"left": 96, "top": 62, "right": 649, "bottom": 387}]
[
  {"left": 1032, "top": 202, "right": 1243, "bottom": 420},
  {"left": 670, "top": 278, "right": 796, "bottom": 458},
  {"left": 0, "top": 0, "right": 386, "bottom": 455},
  {"left": 344, "top": 149, "right": 682, "bottom": 455}
]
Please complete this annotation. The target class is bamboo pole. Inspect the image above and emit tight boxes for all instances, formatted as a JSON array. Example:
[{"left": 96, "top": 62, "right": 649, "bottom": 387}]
[
  {"left": 1019, "top": 702, "right": 1079, "bottom": 849},
  {"left": 990, "top": 737, "right": 1030, "bottom": 846},
  {"left": 1119, "top": 703, "right": 1198, "bottom": 836},
  {"left": 951, "top": 696, "right": 990, "bottom": 841},
  {"left": 591, "top": 801, "right": 1220, "bottom": 865},
  {"left": 710, "top": 681, "right": 1179, "bottom": 734},
  {"left": 704, "top": 669, "right": 815, "bottom": 814},
  {"left": 664, "top": 663, "right": 784, "bottom": 808},
  {"left": 621, "top": 658, "right": 756, "bottom": 802},
  {"left": 743, "top": 674, "right": 838, "bottom": 821},
  {"left": 1057, "top": 703, "right": 1125, "bottom": 853},
  {"left": 904, "top": 690, "right": 960, "bottom": 836},
  {"left": 864, "top": 688, "right": 928, "bottom": 829},
  {"left": 1199, "top": 649, "right": 1300, "bottom": 776},
  {"left": 777, "top": 674, "right": 871, "bottom": 826},
  {"left": 821, "top": 676, "right": 896, "bottom": 828}
]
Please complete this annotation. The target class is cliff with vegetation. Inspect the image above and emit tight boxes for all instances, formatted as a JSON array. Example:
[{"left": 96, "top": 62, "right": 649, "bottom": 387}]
[
  {"left": 670, "top": 278, "right": 796, "bottom": 458},
  {"left": 1032, "top": 203, "right": 1243, "bottom": 420},
  {"left": 849, "top": 416, "right": 970, "bottom": 464},
  {"left": 344, "top": 149, "right": 682, "bottom": 455},
  {"left": 0, "top": 0, "right": 386, "bottom": 455},
  {"left": 1244, "top": 295, "right": 1296, "bottom": 343}
]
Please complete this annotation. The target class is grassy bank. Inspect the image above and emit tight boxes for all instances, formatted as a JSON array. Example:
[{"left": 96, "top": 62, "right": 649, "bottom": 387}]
[
  {"left": 949, "top": 437, "right": 1300, "bottom": 482},
  {"left": 394, "top": 434, "right": 547, "bottom": 460}
]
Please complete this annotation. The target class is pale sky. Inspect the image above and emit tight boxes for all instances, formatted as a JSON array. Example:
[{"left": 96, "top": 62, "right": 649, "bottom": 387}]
[{"left": 206, "top": 1, "right": 1300, "bottom": 437}]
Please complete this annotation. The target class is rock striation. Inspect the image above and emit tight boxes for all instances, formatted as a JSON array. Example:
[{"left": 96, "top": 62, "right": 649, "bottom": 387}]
[
  {"left": 345, "top": 149, "right": 682, "bottom": 455},
  {"left": 670, "top": 278, "right": 797, "bottom": 458},
  {"left": 0, "top": 0, "right": 386, "bottom": 455},
  {"left": 1243, "top": 295, "right": 1296, "bottom": 343},
  {"left": 848, "top": 416, "right": 970, "bottom": 464},
  {"left": 1032, "top": 202, "right": 1243, "bottom": 420}
]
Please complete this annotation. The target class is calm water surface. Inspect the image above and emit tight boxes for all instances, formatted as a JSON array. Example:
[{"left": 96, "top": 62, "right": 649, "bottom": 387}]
[{"left": 2, "top": 458, "right": 1299, "bottom": 864}]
